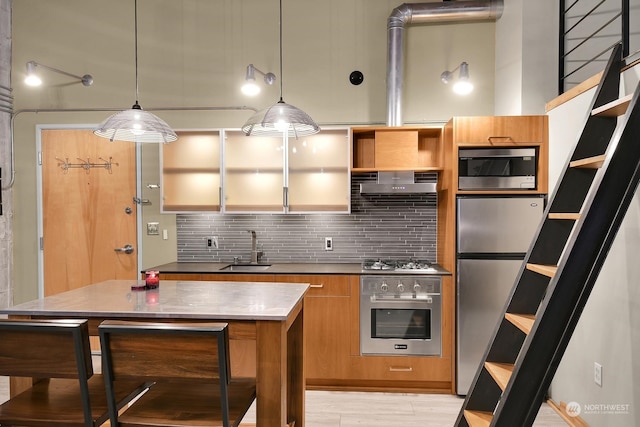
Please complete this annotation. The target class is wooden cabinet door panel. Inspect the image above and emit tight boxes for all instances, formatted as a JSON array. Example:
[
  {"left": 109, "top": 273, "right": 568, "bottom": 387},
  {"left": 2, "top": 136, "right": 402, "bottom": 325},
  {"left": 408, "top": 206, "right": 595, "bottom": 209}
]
[
  {"left": 274, "top": 274, "right": 353, "bottom": 380},
  {"left": 455, "top": 116, "right": 545, "bottom": 145},
  {"left": 374, "top": 130, "right": 418, "bottom": 168}
]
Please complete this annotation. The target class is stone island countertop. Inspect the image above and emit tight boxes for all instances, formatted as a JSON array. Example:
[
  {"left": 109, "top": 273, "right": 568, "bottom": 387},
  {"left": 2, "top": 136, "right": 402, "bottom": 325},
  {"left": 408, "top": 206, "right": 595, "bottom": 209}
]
[{"left": 0, "top": 279, "right": 310, "bottom": 321}]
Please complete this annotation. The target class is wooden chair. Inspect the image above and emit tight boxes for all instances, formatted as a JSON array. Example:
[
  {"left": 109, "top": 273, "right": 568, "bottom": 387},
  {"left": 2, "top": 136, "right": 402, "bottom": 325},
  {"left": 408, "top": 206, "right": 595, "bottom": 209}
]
[
  {"left": 0, "top": 318, "right": 149, "bottom": 427},
  {"left": 99, "top": 320, "right": 256, "bottom": 427}
]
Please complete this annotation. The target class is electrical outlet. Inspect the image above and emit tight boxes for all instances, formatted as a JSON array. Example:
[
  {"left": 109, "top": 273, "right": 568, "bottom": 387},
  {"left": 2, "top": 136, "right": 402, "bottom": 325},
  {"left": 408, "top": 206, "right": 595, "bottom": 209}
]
[
  {"left": 594, "top": 362, "right": 602, "bottom": 387},
  {"left": 324, "top": 237, "right": 333, "bottom": 251},
  {"left": 206, "top": 236, "right": 219, "bottom": 249}
]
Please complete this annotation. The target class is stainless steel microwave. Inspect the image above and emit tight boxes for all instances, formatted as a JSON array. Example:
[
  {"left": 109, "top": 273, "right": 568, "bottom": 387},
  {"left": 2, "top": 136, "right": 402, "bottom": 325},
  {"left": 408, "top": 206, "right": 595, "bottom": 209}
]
[{"left": 458, "top": 147, "right": 536, "bottom": 190}]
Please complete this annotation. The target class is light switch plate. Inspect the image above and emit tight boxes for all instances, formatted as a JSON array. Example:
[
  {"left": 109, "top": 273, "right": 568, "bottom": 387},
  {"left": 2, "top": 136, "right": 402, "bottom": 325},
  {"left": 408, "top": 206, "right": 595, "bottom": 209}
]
[{"left": 146, "top": 222, "right": 160, "bottom": 235}]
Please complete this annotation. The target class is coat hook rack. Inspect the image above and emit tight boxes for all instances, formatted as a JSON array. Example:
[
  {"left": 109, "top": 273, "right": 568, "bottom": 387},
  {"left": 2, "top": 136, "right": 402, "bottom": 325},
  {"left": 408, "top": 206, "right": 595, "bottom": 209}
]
[{"left": 55, "top": 157, "right": 119, "bottom": 174}]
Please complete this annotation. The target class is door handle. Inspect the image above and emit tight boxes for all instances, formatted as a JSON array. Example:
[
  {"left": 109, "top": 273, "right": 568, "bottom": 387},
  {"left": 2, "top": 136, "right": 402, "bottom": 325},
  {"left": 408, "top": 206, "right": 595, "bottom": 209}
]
[{"left": 114, "top": 244, "right": 134, "bottom": 254}]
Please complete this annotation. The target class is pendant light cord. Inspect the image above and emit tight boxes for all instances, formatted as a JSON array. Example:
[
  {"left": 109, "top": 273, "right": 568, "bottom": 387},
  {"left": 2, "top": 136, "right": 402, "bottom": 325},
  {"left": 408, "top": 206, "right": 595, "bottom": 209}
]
[
  {"left": 134, "top": 0, "right": 139, "bottom": 106},
  {"left": 278, "top": 0, "right": 284, "bottom": 102}
]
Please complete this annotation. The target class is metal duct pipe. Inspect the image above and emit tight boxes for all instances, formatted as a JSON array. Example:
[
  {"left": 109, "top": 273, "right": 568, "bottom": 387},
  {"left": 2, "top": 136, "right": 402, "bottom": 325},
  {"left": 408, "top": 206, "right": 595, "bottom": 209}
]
[{"left": 387, "top": 0, "right": 504, "bottom": 126}]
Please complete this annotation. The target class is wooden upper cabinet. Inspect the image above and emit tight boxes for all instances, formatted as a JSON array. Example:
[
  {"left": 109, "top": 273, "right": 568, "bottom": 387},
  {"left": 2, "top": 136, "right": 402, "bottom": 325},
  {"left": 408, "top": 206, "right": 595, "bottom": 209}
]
[
  {"left": 454, "top": 116, "right": 546, "bottom": 146},
  {"left": 445, "top": 115, "right": 549, "bottom": 194},
  {"left": 351, "top": 126, "right": 443, "bottom": 172}
]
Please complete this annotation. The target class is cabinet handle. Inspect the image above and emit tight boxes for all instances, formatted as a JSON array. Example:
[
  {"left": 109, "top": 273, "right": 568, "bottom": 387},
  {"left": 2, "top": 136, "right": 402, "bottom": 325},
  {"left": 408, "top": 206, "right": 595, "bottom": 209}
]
[
  {"left": 487, "top": 136, "right": 514, "bottom": 142},
  {"left": 389, "top": 366, "right": 413, "bottom": 372},
  {"left": 310, "top": 284, "right": 324, "bottom": 288}
]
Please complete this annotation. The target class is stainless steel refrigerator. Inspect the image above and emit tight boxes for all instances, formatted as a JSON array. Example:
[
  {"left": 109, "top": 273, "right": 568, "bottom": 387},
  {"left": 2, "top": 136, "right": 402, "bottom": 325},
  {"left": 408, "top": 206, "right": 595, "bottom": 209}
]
[{"left": 456, "top": 195, "right": 545, "bottom": 395}]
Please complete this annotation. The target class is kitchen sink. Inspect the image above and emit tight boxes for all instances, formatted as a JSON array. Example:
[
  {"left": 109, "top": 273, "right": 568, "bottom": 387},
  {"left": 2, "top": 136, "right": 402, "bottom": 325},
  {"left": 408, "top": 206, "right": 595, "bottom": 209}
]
[{"left": 221, "top": 264, "right": 271, "bottom": 272}]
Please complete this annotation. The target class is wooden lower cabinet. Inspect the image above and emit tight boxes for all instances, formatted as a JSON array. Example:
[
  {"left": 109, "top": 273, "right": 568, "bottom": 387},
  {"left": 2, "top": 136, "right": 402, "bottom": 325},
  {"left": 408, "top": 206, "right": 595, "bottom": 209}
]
[
  {"left": 274, "top": 275, "right": 353, "bottom": 386},
  {"left": 151, "top": 272, "right": 453, "bottom": 391}
]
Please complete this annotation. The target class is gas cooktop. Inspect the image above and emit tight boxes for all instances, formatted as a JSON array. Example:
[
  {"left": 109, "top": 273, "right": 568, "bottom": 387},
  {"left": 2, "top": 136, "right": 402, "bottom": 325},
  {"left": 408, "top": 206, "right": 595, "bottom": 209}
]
[{"left": 361, "top": 259, "right": 436, "bottom": 273}]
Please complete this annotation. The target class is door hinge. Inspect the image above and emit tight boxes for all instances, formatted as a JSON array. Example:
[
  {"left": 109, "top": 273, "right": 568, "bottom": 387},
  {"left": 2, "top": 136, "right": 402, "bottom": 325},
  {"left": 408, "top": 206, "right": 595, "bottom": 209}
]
[
  {"left": 38, "top": 151, "right": 43, "bottom": 166},
  {"left": 39, "top": 237, "right": 44, "bottom": 250}
]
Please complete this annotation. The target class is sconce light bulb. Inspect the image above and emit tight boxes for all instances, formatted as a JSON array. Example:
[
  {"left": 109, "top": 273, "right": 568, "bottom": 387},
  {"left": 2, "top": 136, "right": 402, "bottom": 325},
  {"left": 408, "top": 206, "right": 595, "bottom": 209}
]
[
  {"left": 241, "top": 80, "right": 261, "bottom": 96},
  {"left": 25, "top": 74, "right": 42, "bottom": 86},
  {"left": 453, "top": 80, "right": 474, "bottom": 95}
]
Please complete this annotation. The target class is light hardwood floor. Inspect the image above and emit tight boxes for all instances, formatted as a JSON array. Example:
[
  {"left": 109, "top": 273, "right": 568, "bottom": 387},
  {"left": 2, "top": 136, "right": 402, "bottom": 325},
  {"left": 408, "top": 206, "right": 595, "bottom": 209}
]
[
  {"left": 239, "top": 390, "right": 567, "bottom": 427},
  {"left": 0, "top": 376, "right": 566, "bottom": 426}
]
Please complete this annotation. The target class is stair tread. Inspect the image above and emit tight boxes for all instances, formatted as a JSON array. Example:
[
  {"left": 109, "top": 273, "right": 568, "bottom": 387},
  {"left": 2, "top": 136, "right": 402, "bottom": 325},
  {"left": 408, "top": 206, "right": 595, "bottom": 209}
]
[
  {"left": 592, "top": 93, "right": 633, "bottom": 117},
  {"left": 526, "top": 263, "right": 557, "bottom": 277},
  {"left": 549, "top": 212, "right": 581, "bottom": 220},
  {"left": 505, "top": 313, "right": 536, "bottom": 334},
  {"left": 485, "top": 362, "right": 515, "bottom": 391},
  {"left": 463, "top": 410, "right": 493, "bottom": 427},
  {"left": 570, "top": 154, "right": 607, "bottom": 169}
]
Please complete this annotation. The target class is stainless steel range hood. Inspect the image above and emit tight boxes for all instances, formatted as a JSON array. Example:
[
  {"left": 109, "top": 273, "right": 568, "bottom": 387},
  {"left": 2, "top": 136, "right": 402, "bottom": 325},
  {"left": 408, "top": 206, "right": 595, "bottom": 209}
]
[{"left": 359, "top": 171, "right": 437, "bottom": 194}]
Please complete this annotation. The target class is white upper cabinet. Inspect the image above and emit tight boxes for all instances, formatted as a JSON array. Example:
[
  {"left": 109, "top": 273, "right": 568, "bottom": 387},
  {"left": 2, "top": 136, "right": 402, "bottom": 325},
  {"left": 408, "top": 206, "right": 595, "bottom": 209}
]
[
  {"left": 161, "top": 131, "right": 221, "bottom": 212},
  {"left": 160, "top": 128, "right": 350, "bottom": 213},
  {"left": 287, "top": 129, "right": 350, "bottom": 213},
  {"left": 223, "top": 130, "right": 285, "bottom": 213}
]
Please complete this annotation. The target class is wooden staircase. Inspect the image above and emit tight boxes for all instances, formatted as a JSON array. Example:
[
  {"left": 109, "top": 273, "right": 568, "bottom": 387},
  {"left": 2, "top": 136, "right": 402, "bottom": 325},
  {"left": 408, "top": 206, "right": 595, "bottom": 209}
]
[{"left": 455, "top": 43, "right": 640, "bottom": 427}]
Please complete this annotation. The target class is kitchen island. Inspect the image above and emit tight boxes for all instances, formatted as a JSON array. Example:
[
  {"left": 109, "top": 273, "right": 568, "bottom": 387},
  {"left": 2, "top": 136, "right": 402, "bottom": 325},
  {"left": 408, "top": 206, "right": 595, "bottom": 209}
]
[{"left": 0, "top": 279, "right": 309, "bottom": 427}]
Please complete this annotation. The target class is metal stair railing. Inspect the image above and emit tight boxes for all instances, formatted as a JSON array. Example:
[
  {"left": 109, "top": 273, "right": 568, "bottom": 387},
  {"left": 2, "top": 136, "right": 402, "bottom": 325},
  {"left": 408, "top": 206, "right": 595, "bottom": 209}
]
[{"left": 456, "top": 42, "right": 640, "bottom": 427}]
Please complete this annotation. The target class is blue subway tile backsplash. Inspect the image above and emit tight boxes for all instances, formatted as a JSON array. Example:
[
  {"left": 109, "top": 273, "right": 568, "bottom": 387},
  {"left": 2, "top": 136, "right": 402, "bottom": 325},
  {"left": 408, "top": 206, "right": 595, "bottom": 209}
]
[{"left": 176, "top": 173, "right": 438, "bottom": 263}]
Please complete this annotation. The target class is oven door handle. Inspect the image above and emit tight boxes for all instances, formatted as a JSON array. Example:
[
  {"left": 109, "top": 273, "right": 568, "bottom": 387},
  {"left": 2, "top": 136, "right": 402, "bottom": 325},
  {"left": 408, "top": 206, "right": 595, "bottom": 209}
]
[{"left": 370, "top": 295, "right": 434, "bottom": 303}]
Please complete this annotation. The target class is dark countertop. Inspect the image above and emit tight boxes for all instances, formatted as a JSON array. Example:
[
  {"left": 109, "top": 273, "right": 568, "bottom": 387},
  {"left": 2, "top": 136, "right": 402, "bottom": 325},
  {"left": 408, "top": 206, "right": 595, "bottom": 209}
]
[{"left": 144, "top": 262, "right": 451, "bottom": 276}]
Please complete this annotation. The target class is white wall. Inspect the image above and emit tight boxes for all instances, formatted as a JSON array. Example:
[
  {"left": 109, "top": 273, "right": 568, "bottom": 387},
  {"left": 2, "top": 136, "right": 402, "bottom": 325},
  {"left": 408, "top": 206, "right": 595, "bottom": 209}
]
[
  {"left": 9, "top": 0, "right": 499, "bottom": 303},
  {"left": 495, "top": 0, "right": 558, "bottom": 115},
  {"left": 546, "top": 68, "right": 640, "bottom": 426}
]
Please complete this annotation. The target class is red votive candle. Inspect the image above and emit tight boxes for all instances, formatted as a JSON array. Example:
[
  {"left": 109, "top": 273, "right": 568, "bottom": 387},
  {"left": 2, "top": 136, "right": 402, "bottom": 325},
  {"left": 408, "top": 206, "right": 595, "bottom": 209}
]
[{"left": 145, "top": 271, "right": 160, "bottom": 289}]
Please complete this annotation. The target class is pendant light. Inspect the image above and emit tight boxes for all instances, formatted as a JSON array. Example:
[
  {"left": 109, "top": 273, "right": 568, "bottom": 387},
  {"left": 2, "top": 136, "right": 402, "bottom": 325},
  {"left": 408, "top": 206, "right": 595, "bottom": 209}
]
[
  {"left": 241, "top": 0, "right": 320, "bottom": 138},
  {"left": 94, "top": 0, "right": 177, "bottom": 143}
]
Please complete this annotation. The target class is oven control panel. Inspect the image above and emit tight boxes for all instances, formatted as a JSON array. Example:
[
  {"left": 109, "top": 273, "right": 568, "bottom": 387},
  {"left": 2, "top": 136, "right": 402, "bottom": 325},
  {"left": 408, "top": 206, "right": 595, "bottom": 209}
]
[{"left": 361, "top": 276, "right": 440, "bottom": 297}]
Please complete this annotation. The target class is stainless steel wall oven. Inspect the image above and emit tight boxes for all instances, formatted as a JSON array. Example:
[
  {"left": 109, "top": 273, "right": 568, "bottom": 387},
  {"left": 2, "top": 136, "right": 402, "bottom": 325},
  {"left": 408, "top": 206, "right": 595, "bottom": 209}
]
[{"left": 360, "top": 275, "right": 441, "bottom": 356}]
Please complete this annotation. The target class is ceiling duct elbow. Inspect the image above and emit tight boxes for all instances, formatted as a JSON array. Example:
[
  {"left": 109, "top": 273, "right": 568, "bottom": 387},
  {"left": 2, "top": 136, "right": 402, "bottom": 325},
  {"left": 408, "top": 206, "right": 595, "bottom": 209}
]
[{"left": 386, "top": 1, "right": 504, "bottom": 127}]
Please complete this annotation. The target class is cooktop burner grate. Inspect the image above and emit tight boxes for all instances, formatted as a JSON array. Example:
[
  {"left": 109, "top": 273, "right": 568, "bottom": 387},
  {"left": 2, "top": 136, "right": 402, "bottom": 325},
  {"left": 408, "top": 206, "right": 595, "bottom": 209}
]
[{"left": 362, "top": 259, "right": 433, "bottom": 271}]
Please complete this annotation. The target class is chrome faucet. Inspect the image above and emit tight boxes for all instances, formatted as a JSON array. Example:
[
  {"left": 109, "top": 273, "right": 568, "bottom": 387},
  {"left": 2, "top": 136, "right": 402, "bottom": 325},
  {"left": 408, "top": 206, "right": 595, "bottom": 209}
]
[{"left": 248, "top": 230, "right": 262, "bottom": 264}]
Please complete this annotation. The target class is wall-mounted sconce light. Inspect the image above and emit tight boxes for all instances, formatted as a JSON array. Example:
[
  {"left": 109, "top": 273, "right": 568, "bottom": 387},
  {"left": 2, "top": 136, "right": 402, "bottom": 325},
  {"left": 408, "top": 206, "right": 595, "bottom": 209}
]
[
  {"left": 241, "top": 64, "right": 276, "bottom": 96},
  {"left": 24, "top": 61, "right": 93, "bottom": 87},
  {"left": 441, "top": 61, "right": 473, "bottom": 95}
]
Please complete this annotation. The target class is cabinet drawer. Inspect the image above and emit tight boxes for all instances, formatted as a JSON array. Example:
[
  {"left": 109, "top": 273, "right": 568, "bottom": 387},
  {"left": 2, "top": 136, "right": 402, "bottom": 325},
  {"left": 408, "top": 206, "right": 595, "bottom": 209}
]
[
  {"left": 349, "top": 355, "right": 451, "bottom": 382},
  {"left": 455, "top": 116, "right": 546, "bottom": 146},
  {"left": 275, "top": 275, "right": 351, "bottom": 297},
  {"left": 201, "top": 273, "right": 276, "bottom": 282}
]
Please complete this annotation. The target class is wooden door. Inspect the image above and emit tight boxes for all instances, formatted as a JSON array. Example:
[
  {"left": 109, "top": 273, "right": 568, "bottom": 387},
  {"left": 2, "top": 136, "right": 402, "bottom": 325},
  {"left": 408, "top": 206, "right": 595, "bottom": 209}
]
[{"left": 41, "top": 129, "right": 137, "bottom": 296}]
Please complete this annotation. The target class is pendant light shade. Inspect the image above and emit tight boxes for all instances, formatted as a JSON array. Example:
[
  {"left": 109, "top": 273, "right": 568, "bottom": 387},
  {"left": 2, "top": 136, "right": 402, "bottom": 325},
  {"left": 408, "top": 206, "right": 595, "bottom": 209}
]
[
  {"left": 242, "top": 0, "right": 319, "bottom": 138},
  {"left": 95, "top": 102, "right": 177, "bottom": 143},
  {"left": 94, "top": 0, "right": 177, "bottom": 143},
  {"left": 241, "top": 98, "right": 319, "bottom": 138}
]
